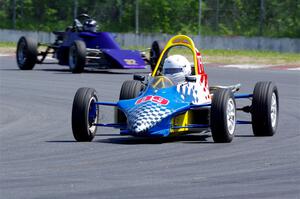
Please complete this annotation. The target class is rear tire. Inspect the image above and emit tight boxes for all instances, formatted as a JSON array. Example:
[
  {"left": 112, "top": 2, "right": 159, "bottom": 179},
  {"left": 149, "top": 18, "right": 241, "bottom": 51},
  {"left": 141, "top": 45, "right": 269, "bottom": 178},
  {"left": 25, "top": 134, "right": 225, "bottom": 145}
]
[
  {"left": 69, "top": 40, "right": 86, "bottom": 73},
  {"left": 150, "top": 40, "right": 165, "bottom": 72},
  {"left": 251, "top": 81, "right": 279, "bottom": 136},
  {"left": 16, "top": 36, "right": 37, "bottom": 70},
  {"left": 211, "top": 89, "right": 236, "bottom": 143},
  {"left": 72, "top": 87, "right": 98, "bottom": 142},
  {"left": 116, "top": 80, "right": 144, "bottom": 124}
]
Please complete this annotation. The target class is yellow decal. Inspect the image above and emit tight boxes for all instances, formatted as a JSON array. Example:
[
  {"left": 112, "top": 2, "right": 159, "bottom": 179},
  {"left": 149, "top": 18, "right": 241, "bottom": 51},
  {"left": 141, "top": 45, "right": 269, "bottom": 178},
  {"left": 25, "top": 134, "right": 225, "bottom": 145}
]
[
  {"left": 172, "top": 38, "right": 191, "bottom": 45},
  {"left": 171, "top": 111, "right": 192, "bottom": 133},
  {"left": 124, "top": 59, "right": 137, "bottom": 65}
]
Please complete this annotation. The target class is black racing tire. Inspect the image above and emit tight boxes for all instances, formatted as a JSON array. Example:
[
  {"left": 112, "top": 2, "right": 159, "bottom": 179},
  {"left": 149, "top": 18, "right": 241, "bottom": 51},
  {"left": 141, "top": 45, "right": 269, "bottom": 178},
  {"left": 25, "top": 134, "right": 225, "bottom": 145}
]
[
  {"left": 16, "top": 36, "right": 37, "bottom": 70},
  {"left": 211, "top": 89, "right": 236, "bottom": 143},
  {"left": 69, "top": 40, "right": 86, "bottom": 73},
  {"left": 115, "top": 80, "right": 144, "bottom": 124},
  {"left": 72, "top": 87, "right": 99, "bottom": 142},
  {"left": 251, "top": 81, "right": 279, "bottom": 136},
  {"left": 150, "top": 40, "right": 165, "bottom": 72}
]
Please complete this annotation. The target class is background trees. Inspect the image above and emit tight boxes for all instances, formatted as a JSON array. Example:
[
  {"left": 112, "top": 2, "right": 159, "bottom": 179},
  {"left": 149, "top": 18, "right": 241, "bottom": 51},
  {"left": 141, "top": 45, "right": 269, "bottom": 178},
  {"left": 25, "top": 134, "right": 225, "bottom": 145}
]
[{"left": 0, "top": 0, "right": 299, "bottom": 38}]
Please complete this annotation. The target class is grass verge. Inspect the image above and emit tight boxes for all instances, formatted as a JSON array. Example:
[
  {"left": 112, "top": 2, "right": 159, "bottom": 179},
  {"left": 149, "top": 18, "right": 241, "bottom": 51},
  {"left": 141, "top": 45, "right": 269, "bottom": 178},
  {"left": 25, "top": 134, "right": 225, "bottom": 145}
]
[
  {"left": 0, "top": 42, "right": 16, "bottom": 54},
  {"left": 126, "top": 45, "right": 300, "bottom": 66},
  {"left": 202, "top": 49, "right": 300, "bottom": 65},
  {"left": 1, "top": 42, "right": 299, "bottom": 66}
]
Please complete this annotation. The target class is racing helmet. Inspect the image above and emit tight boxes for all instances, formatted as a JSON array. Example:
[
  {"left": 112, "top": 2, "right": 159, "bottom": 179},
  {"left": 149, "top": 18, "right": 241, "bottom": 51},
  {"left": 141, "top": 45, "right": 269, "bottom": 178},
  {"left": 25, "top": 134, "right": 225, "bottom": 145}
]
[
  {"left": 163, "top": 55, "right": 191, "bottom": 84},
  {"left": 83, "top": 19, "right": 97, "bottom": 32}
]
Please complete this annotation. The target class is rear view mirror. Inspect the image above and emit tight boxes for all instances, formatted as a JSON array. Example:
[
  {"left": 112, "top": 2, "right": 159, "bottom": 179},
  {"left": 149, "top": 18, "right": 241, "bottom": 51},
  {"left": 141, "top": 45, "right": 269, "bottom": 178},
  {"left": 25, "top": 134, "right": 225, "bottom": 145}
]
[
  {"left": 133, "top": 74, "right": 145, "bottom": 81},
  {"left": 185, "top": 76, "right": 196, "bottom": 82}
]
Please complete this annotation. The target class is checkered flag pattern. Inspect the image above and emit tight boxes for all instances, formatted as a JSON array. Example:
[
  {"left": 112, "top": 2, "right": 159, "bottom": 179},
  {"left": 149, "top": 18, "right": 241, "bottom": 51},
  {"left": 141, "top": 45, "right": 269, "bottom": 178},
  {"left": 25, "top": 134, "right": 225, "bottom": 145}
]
[
  {"left": 176, "top": 76, "right": 210, "bottom": 105},
  {"left": 177, "top": 83, "right": 201, "bottom": 104},
  {"left": 126, "top": 101, "right": 171, "bottom": 133}
]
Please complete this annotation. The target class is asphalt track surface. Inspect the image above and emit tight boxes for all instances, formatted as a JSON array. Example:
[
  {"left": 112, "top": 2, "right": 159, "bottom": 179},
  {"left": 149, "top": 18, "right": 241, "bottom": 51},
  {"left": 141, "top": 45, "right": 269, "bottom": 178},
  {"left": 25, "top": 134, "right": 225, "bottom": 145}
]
[{"left": 1, "top": 56, "right": 300, "bottom": 199}]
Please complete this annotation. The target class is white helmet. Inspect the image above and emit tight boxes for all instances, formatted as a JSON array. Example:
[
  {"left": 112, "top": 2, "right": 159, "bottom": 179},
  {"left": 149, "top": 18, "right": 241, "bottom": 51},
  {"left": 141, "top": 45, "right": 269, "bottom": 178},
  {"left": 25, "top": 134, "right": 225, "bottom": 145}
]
[
  {"left": 83, "top": 19, "right": 97, "bottom": 32},
  {"left": 163, "top": 55, "right": 191, "bottom": 83}
]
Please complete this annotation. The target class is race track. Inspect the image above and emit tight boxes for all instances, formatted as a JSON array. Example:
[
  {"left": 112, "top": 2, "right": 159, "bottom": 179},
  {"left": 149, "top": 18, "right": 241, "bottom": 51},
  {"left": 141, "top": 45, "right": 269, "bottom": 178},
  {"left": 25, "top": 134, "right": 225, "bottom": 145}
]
[{"left": 1, "top": 56, "right": 300, "bottom": 199}]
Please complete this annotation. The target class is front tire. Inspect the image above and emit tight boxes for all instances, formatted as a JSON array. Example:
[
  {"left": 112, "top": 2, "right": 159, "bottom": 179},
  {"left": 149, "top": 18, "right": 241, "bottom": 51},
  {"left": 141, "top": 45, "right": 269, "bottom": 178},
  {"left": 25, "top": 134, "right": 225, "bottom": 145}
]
[
  {"left": 116, "top": 80, "right": 144, "bottom": 124},
  {"left": 16, "top": 36, "right": 37, "bottom": 70},
  {"left": 211, "top": 89, "right": 236, "bottom": 143},
  {"left": 72, "top": 87, "right": 98, "bottom": 142},
  {"left": 69, "top": 40, "right": 86, "bottom": 73},
  {"left": 251, "top": 81, "right": 279, "bottom": 136}
]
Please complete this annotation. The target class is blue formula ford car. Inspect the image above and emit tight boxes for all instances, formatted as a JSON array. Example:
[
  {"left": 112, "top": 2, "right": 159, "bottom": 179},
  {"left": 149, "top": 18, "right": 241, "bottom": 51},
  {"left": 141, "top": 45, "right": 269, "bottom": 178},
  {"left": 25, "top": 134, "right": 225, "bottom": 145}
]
[
  {"left": 71, "top": 35, "right": 279, "bottom": 143},
  {"left": 16, "top": 14, "right": 162, "bottom": 73}
]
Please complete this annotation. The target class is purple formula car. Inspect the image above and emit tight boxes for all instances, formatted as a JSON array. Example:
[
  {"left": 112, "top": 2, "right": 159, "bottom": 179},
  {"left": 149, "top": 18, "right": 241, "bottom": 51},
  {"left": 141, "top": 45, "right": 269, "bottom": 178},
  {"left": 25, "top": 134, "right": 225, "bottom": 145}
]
[{"left": 16, "top": 14, "right": 163, "bottom": 73}]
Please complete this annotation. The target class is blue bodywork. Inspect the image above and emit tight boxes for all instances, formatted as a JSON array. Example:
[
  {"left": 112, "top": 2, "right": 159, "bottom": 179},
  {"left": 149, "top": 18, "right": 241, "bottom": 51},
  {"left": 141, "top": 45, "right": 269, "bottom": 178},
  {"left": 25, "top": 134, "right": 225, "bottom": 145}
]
[
  {"left": 54, "top": 31, "right": 146, "bottom": 69},
  {"left": 92, "top": 77, "right": 253, "bottom": 137},
  {"left": 61, "top": 32, "right": 121, "bottom": 49}
]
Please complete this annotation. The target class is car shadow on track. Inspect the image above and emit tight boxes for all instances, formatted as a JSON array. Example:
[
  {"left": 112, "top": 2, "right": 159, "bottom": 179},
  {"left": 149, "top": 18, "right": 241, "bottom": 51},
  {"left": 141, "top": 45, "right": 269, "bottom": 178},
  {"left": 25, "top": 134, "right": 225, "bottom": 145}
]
[
  {"left": 0, "top": 68, "right": 70, "bottom": 73},
  {"left": 96, "top": 134, "right": 213, "bottom": 145},
  {"left": 235, "top": 134, "right": 255, "bottom": 137},
  {"left": 37, "top": 68, "right": 150, "bottom": 75},
  {"left": 45, "top": 133, "right": 119, "bottom": 143},
  {"left": 40, "top": 69, "right": 150, "bottom": 75},
  {"left": 46, "top": 140, "right": 77, "bottom": 143},
  {"left": 0, "top": 68, "right": 151, "bottom": 75},
  {"left": 45, "top": 134, "right": 254, "bottom": 144}
]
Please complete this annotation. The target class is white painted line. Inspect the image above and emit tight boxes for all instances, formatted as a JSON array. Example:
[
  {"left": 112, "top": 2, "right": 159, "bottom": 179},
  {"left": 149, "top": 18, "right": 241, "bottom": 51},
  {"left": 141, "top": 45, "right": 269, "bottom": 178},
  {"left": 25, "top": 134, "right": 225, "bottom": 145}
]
[
  {"left": 287, "top": 67, "right": 300, "bottom": 71},
  {"left": 0, "top": 54, "right": 12, "bottom": 57},
  {"left": 223, "top": 64, "right": 272, "bottom": 69}
]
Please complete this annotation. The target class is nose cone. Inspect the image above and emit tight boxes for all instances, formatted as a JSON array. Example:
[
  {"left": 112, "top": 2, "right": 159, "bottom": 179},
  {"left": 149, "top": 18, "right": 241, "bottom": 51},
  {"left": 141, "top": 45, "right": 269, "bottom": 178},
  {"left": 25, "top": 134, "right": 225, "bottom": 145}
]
[
  {"left": 117, "top": 85, "right": 189, "bottom": 134},
  {"left": 120, "top": 100, "right": 172, "bottom": 133}
]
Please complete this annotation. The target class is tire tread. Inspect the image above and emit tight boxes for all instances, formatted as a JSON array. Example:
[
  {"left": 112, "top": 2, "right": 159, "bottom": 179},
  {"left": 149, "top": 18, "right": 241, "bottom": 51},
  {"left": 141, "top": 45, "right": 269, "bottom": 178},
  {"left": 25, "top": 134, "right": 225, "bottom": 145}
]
[
  {"left": 16, "top": 36, "right": 37, "bottom": 70},
  {"left": 72, "top": 87, "right": 98, "bottom": 141},
  {"left": 211, "top": 89, "right": 235, "bottom": 143},
  {"left": 252, "top": 81, "right": 278, "bottom": 136}
]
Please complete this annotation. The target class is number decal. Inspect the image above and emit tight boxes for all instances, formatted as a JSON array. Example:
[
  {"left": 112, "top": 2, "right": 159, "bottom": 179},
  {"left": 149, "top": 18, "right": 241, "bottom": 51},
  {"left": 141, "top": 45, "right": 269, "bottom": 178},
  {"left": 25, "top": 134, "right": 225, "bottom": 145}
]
[
  {"left": 135, "top": 95, "right": 169, "bottom": 105},
  {"left": 124, "top": 59, "right": 137, "bottom": 65}
]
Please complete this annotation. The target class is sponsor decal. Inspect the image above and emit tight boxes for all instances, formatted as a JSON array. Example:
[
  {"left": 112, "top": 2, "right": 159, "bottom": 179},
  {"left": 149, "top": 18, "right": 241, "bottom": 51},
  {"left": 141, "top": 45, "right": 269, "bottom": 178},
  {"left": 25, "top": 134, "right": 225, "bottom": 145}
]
[
  {"left": 135, "top": 95, "right": 169, "bottom": 105},
  {"left": 172, "top": 38, "right": 191, "bottom": 45}
]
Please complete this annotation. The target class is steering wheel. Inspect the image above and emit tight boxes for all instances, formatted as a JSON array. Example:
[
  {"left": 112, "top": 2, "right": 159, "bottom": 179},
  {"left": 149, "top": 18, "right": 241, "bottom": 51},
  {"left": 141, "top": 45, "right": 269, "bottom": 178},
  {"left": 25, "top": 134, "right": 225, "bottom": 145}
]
[{"left": 152, "top": 76, "right": 174, "bottom": 89}]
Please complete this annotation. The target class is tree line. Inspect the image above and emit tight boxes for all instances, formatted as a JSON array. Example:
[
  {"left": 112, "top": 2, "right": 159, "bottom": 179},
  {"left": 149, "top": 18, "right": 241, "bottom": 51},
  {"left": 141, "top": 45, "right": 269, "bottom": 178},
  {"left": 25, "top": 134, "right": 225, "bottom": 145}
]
[{"left": 0, "top": 0, "right": 299, "bottom": 38}]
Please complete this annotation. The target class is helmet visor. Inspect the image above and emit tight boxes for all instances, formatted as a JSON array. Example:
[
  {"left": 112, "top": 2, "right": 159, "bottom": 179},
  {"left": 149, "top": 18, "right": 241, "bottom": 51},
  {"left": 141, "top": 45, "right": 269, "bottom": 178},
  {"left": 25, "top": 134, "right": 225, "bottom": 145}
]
[{"left": 164, "top": 68, "right": 183, "bottom": 74}]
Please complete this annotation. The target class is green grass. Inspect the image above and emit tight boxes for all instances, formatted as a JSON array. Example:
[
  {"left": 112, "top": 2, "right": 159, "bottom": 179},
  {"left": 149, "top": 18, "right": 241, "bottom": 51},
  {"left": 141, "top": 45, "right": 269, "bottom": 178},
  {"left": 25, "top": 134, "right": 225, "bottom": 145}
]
[
  {"left": 202, "top": 49, "right": 300, "bottom": 63},
  {"left": 201, "top": 49, "right": 300, "bottom": 65},
  {"left": 0, "top": 42, "right": 16, "bottom": 54},
  {"left": 0, "top": 42, "right": 16, "bottom": 47}
]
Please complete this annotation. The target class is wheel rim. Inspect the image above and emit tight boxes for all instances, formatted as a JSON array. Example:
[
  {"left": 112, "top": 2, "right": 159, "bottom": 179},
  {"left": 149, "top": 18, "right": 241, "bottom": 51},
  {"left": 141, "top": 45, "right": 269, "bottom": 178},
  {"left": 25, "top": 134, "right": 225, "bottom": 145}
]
[
  {"left": 226, "top": 98, "right": 236, "bottom": 135},
  {"left": 69, "top": 45, "right": 77, "bottom": 69},
  {"left": 17, "top": 40, "right": 26, "bottom": 65},
  {"left": 87, "top": 96, "right": 98, "bottom": 134},
  {"left": 270, "top": 92, "right": 277, "bottom": 129}
]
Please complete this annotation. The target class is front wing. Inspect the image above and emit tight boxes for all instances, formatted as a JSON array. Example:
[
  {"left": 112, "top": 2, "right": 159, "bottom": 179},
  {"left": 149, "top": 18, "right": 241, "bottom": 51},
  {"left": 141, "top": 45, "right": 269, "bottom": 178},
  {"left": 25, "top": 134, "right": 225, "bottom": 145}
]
[{"left": 93, "top": 93, "right": 253, "bottom": 137}]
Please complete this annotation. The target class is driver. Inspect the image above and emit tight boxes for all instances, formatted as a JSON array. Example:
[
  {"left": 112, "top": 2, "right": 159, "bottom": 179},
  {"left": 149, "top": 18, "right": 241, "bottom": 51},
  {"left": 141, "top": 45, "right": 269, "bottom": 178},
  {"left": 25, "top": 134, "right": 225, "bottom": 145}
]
[{"left": 162, "top": 55, "right": 191, "bottom": 84}]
